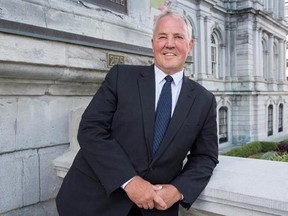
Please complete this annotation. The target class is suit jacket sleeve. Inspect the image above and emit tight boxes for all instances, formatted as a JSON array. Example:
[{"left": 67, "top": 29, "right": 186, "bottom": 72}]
[
  {"left": 171, "top": 93, "right": 218, "bottom": 209},
  {"left": 77, "top": 65, "right": 137, "bottom": 196}
]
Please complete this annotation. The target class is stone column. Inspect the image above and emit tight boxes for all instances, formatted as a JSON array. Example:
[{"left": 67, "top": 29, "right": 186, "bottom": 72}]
[
  {"left": 268, "top": 0, "right": 273, "bottom": 13},
  {"left": 220, "top": 44, "right": 225, "bottom": 79},
  {"left": 205, "top": 16, "right": 211, "bottom": 77},
  {"left": 278, "top": 39, "right": 285, "bottom": 82},
  {"left": 197, "top": 14, "right": 207, "bottom": 79},
  {"left": 230, "top": 19, "right": 238, "bottom": 79}
]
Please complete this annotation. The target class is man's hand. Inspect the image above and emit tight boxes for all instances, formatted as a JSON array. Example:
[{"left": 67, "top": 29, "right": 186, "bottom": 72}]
[
  {"left": 154, "top": 184, "right": 182, "bottom": 210},
  {"left": 123, "top": 176, "right": 167, "bottom": 210}
]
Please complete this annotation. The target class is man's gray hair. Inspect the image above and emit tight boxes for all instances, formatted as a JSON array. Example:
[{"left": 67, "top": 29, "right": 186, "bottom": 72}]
[{"left": 153, "top": 10, "right": 193, "bottom": 40}]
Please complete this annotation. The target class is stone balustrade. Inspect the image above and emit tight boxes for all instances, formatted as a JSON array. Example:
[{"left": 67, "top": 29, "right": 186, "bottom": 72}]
[{"left": 53, "top": 108, "right": 288, "bottom": 216}]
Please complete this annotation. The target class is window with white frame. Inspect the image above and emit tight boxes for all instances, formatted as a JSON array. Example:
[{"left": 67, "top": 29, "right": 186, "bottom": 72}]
[
  {"left": 262, "top": 39, "right": 268, "bottom": 80},
  {"left": 268, "top": 105, "right": 273, "bottom": 136},
  {"left": 219, "top": 107, "right": 228, "bottom": 143},
  {"left": 211, "top": 34, "right": 218, "bottom": 77}
]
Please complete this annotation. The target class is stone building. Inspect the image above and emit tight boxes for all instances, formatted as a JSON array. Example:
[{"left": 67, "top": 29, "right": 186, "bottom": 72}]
[
  {"left": 0, "top": 0, "right": 287, "bottom": 215},
  {"left": 286, "top": 0, "right": 288, "bottom": 77}
]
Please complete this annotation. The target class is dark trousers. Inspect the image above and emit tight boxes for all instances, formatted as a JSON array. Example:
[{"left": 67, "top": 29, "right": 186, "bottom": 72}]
[{"left": 127, "top": 204, "right": 142, "bottom": 216}]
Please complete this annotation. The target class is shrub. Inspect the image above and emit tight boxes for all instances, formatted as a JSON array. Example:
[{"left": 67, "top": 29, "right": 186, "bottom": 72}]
[
  {"left": 276, "top": 141, "right": 288, "bottom": 153},
  {"left": 260, "top": 151, "right": 277, "bottom": 160},
  {"left": 222, "top": 141, "right": 262, "bottom": 157},
  {"left": 271, "top": 153, "right": 288, "bottom": 162},
  {"left": 260, "top": 141, "right": 278, "bottom": 152}
]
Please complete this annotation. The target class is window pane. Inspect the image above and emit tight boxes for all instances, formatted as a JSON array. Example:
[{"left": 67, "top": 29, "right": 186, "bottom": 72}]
[
  {"left": 219, "top": 107, "right": 228, "bottom": 143},
  {"left": 268, "top": 105, "right": 273, "bottom": 136}
]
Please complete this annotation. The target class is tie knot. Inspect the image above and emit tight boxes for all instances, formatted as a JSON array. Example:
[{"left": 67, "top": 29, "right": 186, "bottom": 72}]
[{"left": 165, "top": 75, "right": 173, "bottom": 83}]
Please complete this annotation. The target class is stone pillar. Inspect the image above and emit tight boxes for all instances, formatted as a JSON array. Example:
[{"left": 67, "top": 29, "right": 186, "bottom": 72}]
[
  {"left": 225, "top": 24, "right": 230, "bottom": 80},
  {"left": 230, "top": 19, "right": 238, "bottom": 79},
  {"left": 197, "top": 14, "right": 207, "bottom": 79},
  {"left": 205, "top": 16, "right": 211, "bottom": 77},
  {"left": 278, "top": 39, "right": 286, "bottom": 82},
  {"left": 268, "top": 0, "right": 273, "bottom": 13},
  {"left": 279, "top": 0, "right": 285, "bottom": 20},
  {"left": 220, "top": 44, "right": 225, "bottom": 79}
]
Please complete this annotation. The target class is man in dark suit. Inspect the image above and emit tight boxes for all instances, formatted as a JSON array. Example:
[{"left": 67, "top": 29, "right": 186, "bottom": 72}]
[{"left": 56, "top": 9, "right": 218, "bottom": 216}]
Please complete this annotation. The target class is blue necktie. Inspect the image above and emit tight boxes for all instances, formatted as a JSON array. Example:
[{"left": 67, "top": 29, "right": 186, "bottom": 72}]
[{"left": 152, "top": 75, "right": 173, "bottom": 157}]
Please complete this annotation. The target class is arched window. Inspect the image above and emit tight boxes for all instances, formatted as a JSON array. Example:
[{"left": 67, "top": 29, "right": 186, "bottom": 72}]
[
  {"left": 219, "top": 107, "right": 228, "bottom": 143},
  {"left": 211, "top": 34, "right": 218, "bottom": 77},
  {"left": 262, "top": 39, "right": 268, "bottom": 80},
  {"left": 268, "top": 105, "right": 273, "bottom": 136},
  {"left": 278, "top": 104, "right": 283, "bottom": 132}
]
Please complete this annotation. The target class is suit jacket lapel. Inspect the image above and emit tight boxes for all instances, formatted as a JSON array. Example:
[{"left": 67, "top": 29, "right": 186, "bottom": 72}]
[
  {"left": 152, "top": 76, "right": 196, "bottom": 161},
  {"left": 138, "top": 65, "right": 155, "bottom": 162}
]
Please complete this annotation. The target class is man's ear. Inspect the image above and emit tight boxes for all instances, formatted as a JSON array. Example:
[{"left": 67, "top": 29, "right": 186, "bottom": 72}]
[{"left": 189, "top": 39, "right": 194, "bottom": 50}]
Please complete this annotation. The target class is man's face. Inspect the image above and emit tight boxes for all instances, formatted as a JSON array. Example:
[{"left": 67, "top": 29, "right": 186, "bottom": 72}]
[{"left": 152, "top": 15, "right": 194, "bottom": 75}]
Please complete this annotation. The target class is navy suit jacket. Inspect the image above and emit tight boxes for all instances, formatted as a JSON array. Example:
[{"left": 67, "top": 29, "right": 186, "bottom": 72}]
[{"left": 56, "top": 64, "right": 218, "bottom": 216}]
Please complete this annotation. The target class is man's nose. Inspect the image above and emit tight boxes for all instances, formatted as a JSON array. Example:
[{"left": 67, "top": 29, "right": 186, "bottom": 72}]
[{"left": 165, "top": 37, "right": 175, "bottom": 48}]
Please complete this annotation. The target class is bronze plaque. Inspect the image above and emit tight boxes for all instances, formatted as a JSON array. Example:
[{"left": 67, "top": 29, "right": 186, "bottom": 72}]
[
  {"left": 84, "top": 0, "right": 127, "bottom": 13},
  {"left": 107, "top": 53, "right": 125, "bottom": 67}
]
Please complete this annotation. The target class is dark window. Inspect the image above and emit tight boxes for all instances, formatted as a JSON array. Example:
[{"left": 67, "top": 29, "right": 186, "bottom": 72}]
[
  {"left": 278, "top": 104, "right": 283, "bottom": 132},
  {"left": 84, "top": 0, "right": 127, "bottom": 14},
  {"left": 219, "top": 107, "right": 228, "bottom": 143},
  {"left": 268, "top": 105, "right": 273, "bottom": 136}
]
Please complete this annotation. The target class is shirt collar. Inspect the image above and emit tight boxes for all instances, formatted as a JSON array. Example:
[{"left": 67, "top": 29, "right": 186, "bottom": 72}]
[{"left": 154, "top": 65, "right": 183, "bottom": 86}]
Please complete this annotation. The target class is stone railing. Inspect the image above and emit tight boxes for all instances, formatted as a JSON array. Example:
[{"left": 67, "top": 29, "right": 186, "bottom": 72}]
[{"left": 53, "top": 108, "right": 288, "bottom": 216}]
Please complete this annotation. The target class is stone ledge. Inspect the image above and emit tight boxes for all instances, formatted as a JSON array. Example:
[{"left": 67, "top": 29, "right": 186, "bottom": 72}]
[
  {"left": 53, "top": 150, "right": 78, "bottom": 178},
  {"left": 53, "top": 107, "right": 288, "bottom": 216},
  {"left": 0, "top": 62, "right": 107, "bottom": 83},
  {"left": 54, "top": 153, "right": 288, "bottom": 215},
  {"left": 0, "top": 18, "right": 153, "bottom": 57},
  {"left": 191, "top": 156, "right": 288, "bottom": 216},
  {"left": 0, "top": 62, "right": 105, "bottom": 96}
]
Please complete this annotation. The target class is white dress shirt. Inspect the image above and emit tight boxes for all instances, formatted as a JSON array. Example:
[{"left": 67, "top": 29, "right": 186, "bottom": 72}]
[
  {"left": 122, "top": 66, "right": 184, "bottom": 189},
  {"left": 154, "top": 66, "right": 183, "bottom": 116}
]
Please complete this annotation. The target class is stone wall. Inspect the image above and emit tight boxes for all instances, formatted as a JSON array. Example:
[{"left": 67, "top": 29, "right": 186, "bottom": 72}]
[{"left": 0, "top": 0, "right": 154, "bottom": 214}]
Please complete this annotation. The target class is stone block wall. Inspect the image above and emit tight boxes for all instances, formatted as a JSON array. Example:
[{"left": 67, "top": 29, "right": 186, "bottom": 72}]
[
  {"left": 0, "top": 145, "right": 67, "bottom": 214},
  {"left": 0, "top": 0, "right": 155, "bottom": 214}
]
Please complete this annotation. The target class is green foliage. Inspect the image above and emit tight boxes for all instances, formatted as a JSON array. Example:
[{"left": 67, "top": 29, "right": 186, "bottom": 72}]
[
  {"left": 260, "top": 151, "right": 277, "bottom": 160},
  {"left": 222, "top": 141, "right": 278, "bottom": 158},
  {"left": 222, "top": 141, "right": 262, "bottom": 158},
  {"left": 271, "top": 153, "right": 288, "bottom": 162},
  {"left": 260, "top": 141, "right": 278, "bottom": 152}
]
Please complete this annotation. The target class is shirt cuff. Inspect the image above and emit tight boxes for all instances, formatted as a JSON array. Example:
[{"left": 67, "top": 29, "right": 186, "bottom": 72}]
[{"left": 121, "top": 176, "right": 136, "bottom": 189}]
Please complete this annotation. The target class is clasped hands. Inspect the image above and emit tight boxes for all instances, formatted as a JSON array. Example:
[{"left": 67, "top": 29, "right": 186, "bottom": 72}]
[{"left": 124, "top": 176, "right": 182, "bottom": 211}]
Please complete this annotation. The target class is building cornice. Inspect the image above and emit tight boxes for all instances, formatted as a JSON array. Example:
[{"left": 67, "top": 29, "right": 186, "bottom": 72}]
[{"left": 0, "top": 19, "right": 153, "bottom": 58}]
